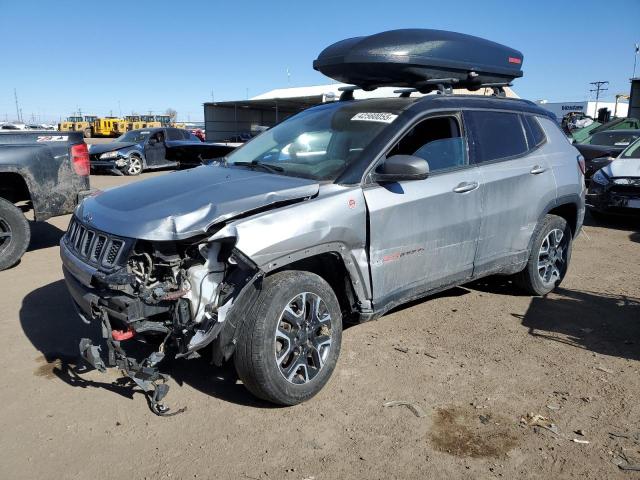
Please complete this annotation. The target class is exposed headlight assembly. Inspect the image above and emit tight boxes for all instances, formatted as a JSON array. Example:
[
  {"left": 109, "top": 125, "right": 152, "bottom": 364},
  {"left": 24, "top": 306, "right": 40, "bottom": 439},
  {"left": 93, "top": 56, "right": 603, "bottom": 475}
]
[
  {"left": 613, "top": 178, "right": 634, "bottom": 185},
  {"left": 99, "top": 151, "right": 120, "bottom": 159},
  {"left": 591, "top": 169, "right": 609, "bottom": 185}
]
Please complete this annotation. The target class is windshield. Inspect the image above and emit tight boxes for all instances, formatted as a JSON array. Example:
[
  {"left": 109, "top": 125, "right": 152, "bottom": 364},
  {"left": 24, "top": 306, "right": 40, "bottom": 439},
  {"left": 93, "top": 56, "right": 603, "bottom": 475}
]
[
  {"left": 224, "top": 102, "right": 402, "bottom": 181},
  {"left": 116, "top": 130, "right": 153, "bottom": 143},
  {"left": 620, "top": 137, "right": 640, "bottom": 159},
  {"left": 589, "top": 131, "right": 640, "bottom": 147}
]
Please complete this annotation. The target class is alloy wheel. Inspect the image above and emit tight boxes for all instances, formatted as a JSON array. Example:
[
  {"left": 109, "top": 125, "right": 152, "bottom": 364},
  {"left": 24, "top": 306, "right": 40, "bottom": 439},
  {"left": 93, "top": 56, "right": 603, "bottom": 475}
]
[
  {"left": 0, "top": 217, "right": 12, "bottom": 255},
  {"left": 274, "top": 292, "right": 333, "bottom": 385},
  {"left": 127, "top": 156, "right": 142, "bottom": 175},
  {"left": 537, "top": 228, "right": 567, "bottom": 286}
]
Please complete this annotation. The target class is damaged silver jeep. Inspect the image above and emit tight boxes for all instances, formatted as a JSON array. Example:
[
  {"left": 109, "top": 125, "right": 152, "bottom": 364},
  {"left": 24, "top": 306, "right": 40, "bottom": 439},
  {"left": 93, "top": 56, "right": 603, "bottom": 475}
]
[{"left": 60, "top": 29, "right": 585, "bottom": 412}]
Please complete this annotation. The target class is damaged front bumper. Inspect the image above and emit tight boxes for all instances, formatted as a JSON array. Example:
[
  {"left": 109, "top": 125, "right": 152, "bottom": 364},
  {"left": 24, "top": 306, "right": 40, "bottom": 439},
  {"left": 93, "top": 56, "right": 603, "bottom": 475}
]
[
  {"left": 60, "top": 224, "right": 263, "bottom": 415},
  {"left": 586, "top": 182, "right": 640, "bottom": 214}
]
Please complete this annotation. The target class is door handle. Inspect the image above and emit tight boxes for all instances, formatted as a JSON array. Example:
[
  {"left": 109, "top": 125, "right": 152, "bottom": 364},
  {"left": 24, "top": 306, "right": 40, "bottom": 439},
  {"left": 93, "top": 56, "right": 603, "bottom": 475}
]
[
  {"left": 453, "top": 181, "right": 479, "bottom": 193},
  {"left": 530, "top": 165, "right": 547, "bottom": 174}
]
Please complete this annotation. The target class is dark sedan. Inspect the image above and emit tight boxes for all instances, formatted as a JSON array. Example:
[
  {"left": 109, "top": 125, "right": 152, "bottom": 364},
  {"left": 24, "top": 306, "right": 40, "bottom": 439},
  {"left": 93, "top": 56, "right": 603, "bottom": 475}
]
[
  {"left": 89, "top": 127, "right": 238, "bottom": 176},
  {"left": 575, "top": 129, "right": 640, "bottom": 181}
]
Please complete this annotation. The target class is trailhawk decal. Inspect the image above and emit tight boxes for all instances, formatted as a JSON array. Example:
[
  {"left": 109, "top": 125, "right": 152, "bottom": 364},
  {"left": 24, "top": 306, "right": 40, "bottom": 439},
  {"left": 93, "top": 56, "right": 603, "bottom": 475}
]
[
  {"left": 351, "top": 112, "right": 398, "bottom": 123},
  {"left": 36, "top": 135, "right": 69, "bottom": 142},
  {"left": 372, "top": 246, "right": 426, "bottom": 265}
]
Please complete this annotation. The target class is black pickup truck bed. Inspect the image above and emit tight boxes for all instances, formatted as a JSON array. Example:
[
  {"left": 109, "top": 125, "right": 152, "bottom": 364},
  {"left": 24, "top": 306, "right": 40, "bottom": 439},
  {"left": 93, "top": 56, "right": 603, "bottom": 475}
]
[{"left": 0, "top": 131, "right": 90, "bottom": 270}]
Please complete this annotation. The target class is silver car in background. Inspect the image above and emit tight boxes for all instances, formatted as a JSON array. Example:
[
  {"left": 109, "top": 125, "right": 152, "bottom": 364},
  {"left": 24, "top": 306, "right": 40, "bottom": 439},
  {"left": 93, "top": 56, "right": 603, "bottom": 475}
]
[{"left": 587, "top": 137, "right": 640, "bottom": 217}]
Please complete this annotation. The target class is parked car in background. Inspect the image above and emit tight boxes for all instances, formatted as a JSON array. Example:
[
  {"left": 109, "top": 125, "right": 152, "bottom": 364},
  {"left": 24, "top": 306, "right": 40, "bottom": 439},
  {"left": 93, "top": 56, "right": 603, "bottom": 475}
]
[
  {"left": 191, "top": 128, "right": 205, "bottom": 141},
  {"left": 89, "top": 127, "right": 237, "bottom": 175},
  {"left": 1, "top": 123, "right": 27, "bottom": 130},
  {"left": 570, "top": 117, "right": 640, "bottom": 144},
  {"left": 587, "top": 137, "right": 640, "bottom": 218},
  {"left": 575, "top": 129, "right": 640, "bottom": 180},
  {"left": 0, "top": 130, "right": 90, "bottom": 270}
]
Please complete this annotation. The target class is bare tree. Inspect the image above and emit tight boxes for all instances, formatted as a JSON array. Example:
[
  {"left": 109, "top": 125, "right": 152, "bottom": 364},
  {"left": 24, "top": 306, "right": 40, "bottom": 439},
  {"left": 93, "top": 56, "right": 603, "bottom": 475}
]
[{"left": 165, "top": 108, "right": 177, "bottom": 121}]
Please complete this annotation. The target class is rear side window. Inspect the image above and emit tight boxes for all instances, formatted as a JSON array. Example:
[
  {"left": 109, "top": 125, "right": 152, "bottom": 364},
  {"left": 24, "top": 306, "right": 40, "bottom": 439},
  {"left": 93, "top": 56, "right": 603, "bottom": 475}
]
[
  {"left": 166, "top": 128, "right": 182, "bottom": 141},
  {"left": 522, "top": 115, "right": 547, "bottom": 148},
  {"left": 466, "top": 111, "right": 528, "bottom": 163}
]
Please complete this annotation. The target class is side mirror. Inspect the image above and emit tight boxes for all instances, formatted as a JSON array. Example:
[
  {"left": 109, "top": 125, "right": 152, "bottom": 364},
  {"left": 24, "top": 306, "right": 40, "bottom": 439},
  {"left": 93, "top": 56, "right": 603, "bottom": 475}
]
[{"left": 372, "top": 154, "right": 430, "bottom": 182}]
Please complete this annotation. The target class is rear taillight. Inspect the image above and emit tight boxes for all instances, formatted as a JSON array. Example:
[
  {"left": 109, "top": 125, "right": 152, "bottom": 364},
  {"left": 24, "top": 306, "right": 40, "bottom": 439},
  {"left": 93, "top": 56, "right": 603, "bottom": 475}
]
[
  {"left": 71, "top": 143, "right": 90, "bottom": 176},
  {"left": 577, "top": 154, "right": 586, "bottom": 175}
]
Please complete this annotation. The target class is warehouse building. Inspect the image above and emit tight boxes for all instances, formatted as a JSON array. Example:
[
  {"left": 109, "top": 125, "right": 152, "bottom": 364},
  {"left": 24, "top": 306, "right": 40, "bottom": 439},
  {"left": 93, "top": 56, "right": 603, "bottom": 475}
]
[
  {"left": 537, "top": 100, "right": 629, "bottom": 121},
  {"left": 203, "top": 83, "right": 518, "bottom": 142}
]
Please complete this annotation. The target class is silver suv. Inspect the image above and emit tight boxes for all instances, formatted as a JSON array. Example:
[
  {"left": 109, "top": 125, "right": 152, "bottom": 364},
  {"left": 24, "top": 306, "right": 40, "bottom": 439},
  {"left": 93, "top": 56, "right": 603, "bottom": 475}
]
[{"left": 61, "top": 94, "right": 585, "bottom": 409}]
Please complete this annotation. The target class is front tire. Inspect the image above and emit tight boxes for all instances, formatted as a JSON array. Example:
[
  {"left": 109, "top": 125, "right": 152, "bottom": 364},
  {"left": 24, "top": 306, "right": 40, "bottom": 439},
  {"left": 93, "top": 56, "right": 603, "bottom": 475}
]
[
  {"left": 123, "top": 154, "right": 143, "bottom": 176},
  {"left": 515, "top": 214, "right": 572, "bottom": 296},
  {"left": 234, "top": 271, "right": 342, "bottom": 405},
  {"left": 0, "top": 197, "right": 31, "bottom": 271}
]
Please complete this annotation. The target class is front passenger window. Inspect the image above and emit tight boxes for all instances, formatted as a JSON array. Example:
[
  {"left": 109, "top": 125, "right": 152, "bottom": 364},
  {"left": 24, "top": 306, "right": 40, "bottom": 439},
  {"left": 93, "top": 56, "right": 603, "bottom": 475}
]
[{"left": 387, "top": 116, "right": 467, "bottom": 173}]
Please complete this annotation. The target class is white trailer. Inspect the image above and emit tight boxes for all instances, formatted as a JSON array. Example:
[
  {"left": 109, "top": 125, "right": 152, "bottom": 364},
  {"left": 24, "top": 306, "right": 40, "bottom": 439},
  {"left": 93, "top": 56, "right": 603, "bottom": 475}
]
[{"left": 538, "top": 101, "right": 629, "bottom": 120}]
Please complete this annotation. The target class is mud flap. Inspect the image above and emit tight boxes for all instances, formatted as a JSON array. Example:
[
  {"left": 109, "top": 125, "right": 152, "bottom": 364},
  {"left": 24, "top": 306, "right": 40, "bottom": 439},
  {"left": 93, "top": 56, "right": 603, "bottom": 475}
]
[{"left": 78, "top": 308, "right": 186, "bottom": 417}]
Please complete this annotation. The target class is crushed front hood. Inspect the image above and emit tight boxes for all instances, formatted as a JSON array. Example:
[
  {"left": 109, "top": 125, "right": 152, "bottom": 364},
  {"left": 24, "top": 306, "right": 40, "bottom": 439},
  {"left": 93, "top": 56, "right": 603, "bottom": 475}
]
[
  {"left": 77, "top": 165, "right": 319, "bottom": 240},
  {"left": 603, "top": 157, "right": 640, "bottom": 178},
  {"left": 89, "top": 142, "right": 137, "bottom": 155}
]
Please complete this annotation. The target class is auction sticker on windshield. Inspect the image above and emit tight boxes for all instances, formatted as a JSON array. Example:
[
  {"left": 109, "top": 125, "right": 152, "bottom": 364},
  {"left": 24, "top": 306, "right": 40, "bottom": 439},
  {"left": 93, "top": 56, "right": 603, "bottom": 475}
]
[{"left": 351, "top": 112, "right": 398, "bottom": 123}]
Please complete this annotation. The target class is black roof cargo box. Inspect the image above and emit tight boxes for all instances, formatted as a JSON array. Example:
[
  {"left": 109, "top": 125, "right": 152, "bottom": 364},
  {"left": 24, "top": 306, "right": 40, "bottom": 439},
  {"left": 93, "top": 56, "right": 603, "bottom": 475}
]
[{"left": 313, "top": 29, "right": 524, "bottom": 91}]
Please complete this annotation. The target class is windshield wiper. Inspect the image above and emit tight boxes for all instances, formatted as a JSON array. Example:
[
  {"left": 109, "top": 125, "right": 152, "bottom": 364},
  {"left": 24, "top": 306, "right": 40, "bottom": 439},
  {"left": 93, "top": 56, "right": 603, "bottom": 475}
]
[{"left": 233, "top": 160, "right": 284, "bottom": 173}]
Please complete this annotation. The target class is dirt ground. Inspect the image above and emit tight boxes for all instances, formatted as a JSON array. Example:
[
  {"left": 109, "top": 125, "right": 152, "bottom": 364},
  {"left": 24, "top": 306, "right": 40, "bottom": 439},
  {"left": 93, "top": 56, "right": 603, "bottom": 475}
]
[{"left": 1, "top": 170, "right": 639, "bottom": 480}]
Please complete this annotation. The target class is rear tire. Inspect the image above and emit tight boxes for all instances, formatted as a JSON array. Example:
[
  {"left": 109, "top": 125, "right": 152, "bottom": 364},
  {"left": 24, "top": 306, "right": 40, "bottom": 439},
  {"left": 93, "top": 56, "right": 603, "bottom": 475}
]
[
  {"left": 234, "top": 271, "right": 342, "bottom": 405},
  {"left": 0, "top": 197, "right": 30, "bottom": 271},
  {"left": 515, "top": 214, "right": 572, "bottom": 296}
]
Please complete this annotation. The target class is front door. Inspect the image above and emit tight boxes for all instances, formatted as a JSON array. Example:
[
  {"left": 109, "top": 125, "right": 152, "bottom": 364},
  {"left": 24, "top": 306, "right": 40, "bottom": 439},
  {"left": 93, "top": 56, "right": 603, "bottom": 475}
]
[
  {"left": 144, "top": 130, "right": 167, "bottom": 167},
  {"left": 363, "top": 113, "right": 482, "bottom": 307}
]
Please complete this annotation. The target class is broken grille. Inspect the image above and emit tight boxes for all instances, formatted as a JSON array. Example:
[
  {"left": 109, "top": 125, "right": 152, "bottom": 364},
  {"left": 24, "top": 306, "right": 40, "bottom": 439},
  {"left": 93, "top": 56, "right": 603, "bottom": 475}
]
[{"left": 66, "top": 218, "right": 126, "bottom": 268}]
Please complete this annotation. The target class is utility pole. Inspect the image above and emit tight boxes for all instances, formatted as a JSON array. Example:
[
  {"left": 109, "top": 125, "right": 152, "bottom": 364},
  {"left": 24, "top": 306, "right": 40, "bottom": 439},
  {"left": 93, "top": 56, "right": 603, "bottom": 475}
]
[
  {"left": 211, "top": 90, "right": 214, "bottom": 102},
  {"left": 633, "top": 43, "right": 639, "bottom": 79},
  {"left": 589, "top": 81, "right": 609, "bottom": 119},
  {"left": 14, "top": 88, "right": 22, "bottom": 123}
]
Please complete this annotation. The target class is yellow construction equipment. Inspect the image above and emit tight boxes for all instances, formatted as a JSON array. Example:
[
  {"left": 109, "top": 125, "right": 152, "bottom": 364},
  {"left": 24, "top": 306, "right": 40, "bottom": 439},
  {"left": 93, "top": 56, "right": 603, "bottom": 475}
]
[
  {"left": 92, "top": 117, "right": 125, "bottom": 137},
  {"left": 58, "top": 115, "right": 97, "bottom": 137},
  {"left": 154, "top": 114, "right": 184, "bottom": 129},
  {"left": 122, "top": 115, "right": 162, "bottom": 131}
]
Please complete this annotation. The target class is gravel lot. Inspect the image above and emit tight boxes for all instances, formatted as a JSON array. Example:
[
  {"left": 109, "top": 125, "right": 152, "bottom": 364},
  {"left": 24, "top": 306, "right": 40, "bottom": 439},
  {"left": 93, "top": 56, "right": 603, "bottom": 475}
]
[{"left": 0, "top": 170, "right": 638, "bottom": 480}]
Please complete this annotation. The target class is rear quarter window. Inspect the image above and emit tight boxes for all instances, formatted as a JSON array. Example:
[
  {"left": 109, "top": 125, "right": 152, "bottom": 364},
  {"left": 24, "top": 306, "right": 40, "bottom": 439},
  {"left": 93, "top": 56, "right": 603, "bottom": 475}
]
[
  {"left": 166, "top": 128, "right": 182, "bottom": 141},
  {"left": 466, "top": 110, "right": 528, "bottom": 163},
  {"left": 523, "top": 115, "right": 547, "bottom": 148}
]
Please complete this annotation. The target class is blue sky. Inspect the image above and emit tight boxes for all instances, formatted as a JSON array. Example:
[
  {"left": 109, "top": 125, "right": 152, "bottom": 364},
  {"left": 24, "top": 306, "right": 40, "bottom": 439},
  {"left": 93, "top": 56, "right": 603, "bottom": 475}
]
[{"left": 1, "top": 0, "right": 638, "bottom": 122}]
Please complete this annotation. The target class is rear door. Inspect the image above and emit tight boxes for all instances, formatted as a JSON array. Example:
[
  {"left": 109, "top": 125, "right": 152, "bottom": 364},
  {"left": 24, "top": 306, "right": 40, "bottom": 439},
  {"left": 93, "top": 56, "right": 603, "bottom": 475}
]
[
  {"left": 464, "top": 110, "right": 556, "bottom": 274},
  {"left": 363, "top": 112, "right": 482, "bottom": 307}
]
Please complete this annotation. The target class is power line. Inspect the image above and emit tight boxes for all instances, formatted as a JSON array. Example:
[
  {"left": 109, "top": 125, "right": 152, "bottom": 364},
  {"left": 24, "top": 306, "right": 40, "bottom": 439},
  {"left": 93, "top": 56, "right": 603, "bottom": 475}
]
[
  {"left": 589, "top": 81, "right": 609, "bottom": 118},
  {"left": 14, "top": 88, "right": 22, "bottom": 123}
]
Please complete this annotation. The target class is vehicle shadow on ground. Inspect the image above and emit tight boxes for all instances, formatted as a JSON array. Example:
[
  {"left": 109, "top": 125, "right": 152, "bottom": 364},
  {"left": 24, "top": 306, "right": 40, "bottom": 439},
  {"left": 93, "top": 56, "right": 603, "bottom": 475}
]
[
  {"left": 20, "top": 279, "right": 273, "bottom": 408},
  {"left": 465, "top": 276, "right": 530, "bottom": 297},
  {"left": 516, "top": 287, "right": 640, "bottom": 361},
  {"left": 584, "top": 211, "right": 640, "bottom": 234},
  {"left": 27, "top": 221, "right": 65, "bottom": 252}
]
